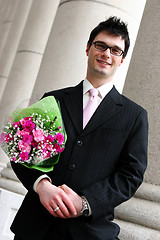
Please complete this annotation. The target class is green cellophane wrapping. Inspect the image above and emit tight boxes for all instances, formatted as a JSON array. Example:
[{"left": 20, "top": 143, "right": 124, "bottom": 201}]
[{"left": 7, "top": 96, "right": 67, "bottom": 172}]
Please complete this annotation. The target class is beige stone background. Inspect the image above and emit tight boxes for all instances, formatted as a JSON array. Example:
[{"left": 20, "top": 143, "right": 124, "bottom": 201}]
[{"left": 0, "top": 0, "right": 160, "bottom": 239}]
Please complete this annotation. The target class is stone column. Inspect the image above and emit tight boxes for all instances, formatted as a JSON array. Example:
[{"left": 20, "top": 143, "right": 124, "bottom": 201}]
[
  {"left": 0, "top": 1, "right": 60, "bottom": 239},
  {"left": 0, "top": 0, "right": 20, "bottom": 170},
  {"left": 0, "top": 0, "right": 60, "bottom": 170},
  {"left": 0, "top": 0, "right": 19, "bottom": 59},
  {"left": 0, "top": 0, "right": 60, "bottom": 130},
  {"left": 0, "top": 0, "right": 33, "bottom": 102},
  {"left": 123, "top": 0, "right": 160, "bottom": 187},
  {"left": 114, "top": 0, "right": 160, "bottom": 238},
  {"left": 31, "top": 0, "right": 146, "bottom": 101}
]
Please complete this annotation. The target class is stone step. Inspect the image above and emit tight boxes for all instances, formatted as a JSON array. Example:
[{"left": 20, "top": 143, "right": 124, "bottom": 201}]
[
  {"left": 114, "top": 219, "right": 160, "bottom": 240},
  {"left": 115, "top": 196, "right": 160, "bottom": 232},
  {"left": 135, "top": 182, "right": 160, "bottom": 203},
  {"left": 115, "top": 182, "right": 160, "bottom": 233},
  {"left": 0, "top": 163, "right": 19, "bottom": 182},
  {"left": 0, "top": 176, "right": 27, "bottom": 195},
  {"left": 0, "top": 164, "right": 27, "bottom": 195}
]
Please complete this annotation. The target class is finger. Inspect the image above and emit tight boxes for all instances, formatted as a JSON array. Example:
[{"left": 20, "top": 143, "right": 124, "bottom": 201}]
[
  {"left": 48, "top": 203, "right": 65, "bottom": 218},
  {"left": 51, "top": 197, "right": 72, "bottom": 219},
  {"left": 60, "top": 184, "right": 73, "bottom": 194},
  {"left": 60, "top": 185, "right": 82, "bottom": 216},
  {"left": 45, "top": 204, "right": 58, "bottom": 217},
  {"left": 43, "top": 201, "right": 61, "bottom": 218},
  {"left": 52, "top": 189, "right": 75, "bottom": 217},
  {"left": 52, "top": 207, "right": 66, "bottom": 219},
  {"left": 60, "top": 192, "right": 77, "bottom": 216},
  {"left": 57, "top": 200, "right": 72, "bottom": 218},
  {"left": 54, "top": 207, "right": 70, "bottom": 219}
]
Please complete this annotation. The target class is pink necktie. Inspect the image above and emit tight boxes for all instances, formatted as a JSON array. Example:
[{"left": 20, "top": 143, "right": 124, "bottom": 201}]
[{"left": 83, "top": 88, "right": 99, "bottom": 128}]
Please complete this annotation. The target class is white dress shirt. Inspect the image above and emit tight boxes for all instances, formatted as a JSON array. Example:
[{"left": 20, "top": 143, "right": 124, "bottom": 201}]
[{"left": 83, "top": 78, "right": 113, "bottom": 109}]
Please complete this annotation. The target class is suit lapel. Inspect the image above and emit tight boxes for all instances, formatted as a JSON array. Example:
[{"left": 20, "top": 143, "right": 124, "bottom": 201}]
[
  {"left": 81, "top": 86, "right": 123, "bottom": 136},
  {"left": 62, "top": 83, "right": 123, "bottom": 136},
  {"left": 62, "top": 81, "right": 83, "bottom": 134}
]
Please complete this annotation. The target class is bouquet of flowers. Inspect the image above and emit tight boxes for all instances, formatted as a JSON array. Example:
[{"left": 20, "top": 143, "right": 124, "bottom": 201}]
[{"left": 0, "top": 96, "right": 66, "bottom": 172}]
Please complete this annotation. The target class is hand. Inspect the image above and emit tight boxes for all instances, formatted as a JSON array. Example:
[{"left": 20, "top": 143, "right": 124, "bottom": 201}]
[
  {"left": 36, "top": 179, "right": 77, "bottom": 218},
  {"left": 59, "top": 184, "right": 83, "bottom": 217}
]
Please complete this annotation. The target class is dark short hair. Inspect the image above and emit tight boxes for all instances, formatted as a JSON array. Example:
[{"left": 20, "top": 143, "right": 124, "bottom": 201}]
[{"left": 88, "top": 16, "right": 130, "bottom": 58}]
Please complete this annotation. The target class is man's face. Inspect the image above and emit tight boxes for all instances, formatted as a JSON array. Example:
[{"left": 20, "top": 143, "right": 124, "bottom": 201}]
[{"left": 86, "top": 32, "right": 125, "bottom": 83}]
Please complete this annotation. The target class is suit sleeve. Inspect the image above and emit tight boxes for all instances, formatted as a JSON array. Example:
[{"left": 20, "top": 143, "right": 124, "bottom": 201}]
[
  {"left": 81, "top": 109, "right": 148, "bottom": 220},
  {"left": 10, "top": 92, "right": 52, "bottom": 191},
  {"left": 11, "top": 161, "right": 50, "bottom": 191}
]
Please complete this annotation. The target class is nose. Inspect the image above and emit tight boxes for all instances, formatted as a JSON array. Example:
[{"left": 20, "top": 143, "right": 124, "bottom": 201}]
[{"left": 103, "top": 47, "right": 111, "bottom": 57}]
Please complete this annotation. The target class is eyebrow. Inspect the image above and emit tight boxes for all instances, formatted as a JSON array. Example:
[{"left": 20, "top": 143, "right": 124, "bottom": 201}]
[{"left": 96, "top": 41, "right": 123, "bottom": 51}]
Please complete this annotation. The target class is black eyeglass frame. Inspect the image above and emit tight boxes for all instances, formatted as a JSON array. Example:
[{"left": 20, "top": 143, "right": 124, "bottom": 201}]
[{"left": 91, "top": 41, "right": 124, "bottom": 57}]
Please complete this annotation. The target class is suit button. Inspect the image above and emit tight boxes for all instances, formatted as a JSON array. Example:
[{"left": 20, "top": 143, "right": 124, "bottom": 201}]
[
  {"left": 69, "top": 164, "right": 76, "bottom": 170},
  {"left": 77, "top": 140, "right": 83, "bottom": 146}
]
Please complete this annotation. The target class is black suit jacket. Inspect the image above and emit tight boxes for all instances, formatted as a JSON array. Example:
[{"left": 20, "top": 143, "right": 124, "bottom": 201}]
[{"left": 11, "top": 81, "right": 148, "bottom": 240}]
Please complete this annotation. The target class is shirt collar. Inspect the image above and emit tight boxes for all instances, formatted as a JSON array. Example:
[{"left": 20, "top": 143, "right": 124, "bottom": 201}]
[{"left": 83, "top": 78, "right": 113, "bottom": 99}]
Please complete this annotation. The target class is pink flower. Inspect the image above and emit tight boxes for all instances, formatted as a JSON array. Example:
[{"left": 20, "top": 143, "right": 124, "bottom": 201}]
[
  {"left": 18, "top": 140, "right": 31, "bottom": 153},
  {"left": 25, "top": 117, "right": 33, "bottom": 121},
  {"left": 20, "top": 117, "right": 33, "bottom": 127},
  {"left": 54, "top": 133, "right": 64, "bottom": 145},
  {"left": 13, "top": 121, "right": 21, "bottom": 128},
  {"left": 24, "top": 120, "right": 35, "bottom": 132},
  {"left": 0, "top": 132, "right": 5, "bottom": 144},
  {"left": 59, "top": 147, "right": 64, "bottom": 153},
  {"left": 46, "top": 143, "right": 54, "bottom": 151},
  {"left": 20, "top": 152, "right": 29, "bottom": 161},
  {"left": 31, "top": 140, "right": 38, "bottom": 148},
  {"left": 5, "top": 133, "right": 13, "bottom": 143},
  {"left": 42, "top": 149, "right": 51, "bottom": 158},
  {"left": 17, "top": 130, "right": 29, "bottom": 137},
  {"left": 54, "top": 144, "right": 62, "bottom": 153},
  {"left": 22, "top": 134, "right": 33, "bottom": 144},
  {"left": 45, "top": 135, "right": 54, "bottom": 143},
  {"left": 33, "top": 128, "right": 44, "bottom": 142}
]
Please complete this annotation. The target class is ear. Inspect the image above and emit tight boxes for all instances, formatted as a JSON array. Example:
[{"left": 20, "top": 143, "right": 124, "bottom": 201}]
[
  {"left": 120, "top": 57, "right": 125, "bottom": 65},
  {"left": 86, "top": 44, "right": 90, "bottom": 56}
]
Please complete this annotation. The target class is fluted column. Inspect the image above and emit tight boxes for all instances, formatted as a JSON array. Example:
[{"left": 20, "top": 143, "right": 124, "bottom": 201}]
[
  {"left": 115, "top": 0, "right": 160, "bottom": 238},
  {"left": 32, "top": 0, "right": 146, "bottom": 101},
  {"left": 0, "top": 0, "right": 19, "bottom": 59},
  {"left": 0, "top": 0, "right": 33, "bottom": 102},
  {"left": 0, "top": 0, "right": 20, "bottom": 170},
  {"left": 123, "top": 0, "right": 160, "bottom": 186},
  {"left": 0, "top": 1, "right": 60, "bottom": 239},
  {"left": 0, "top": 0, "right": 60, "bottom": 170},
  {"left": 0, "top": 0, "right": 60, "bottom": 130}
]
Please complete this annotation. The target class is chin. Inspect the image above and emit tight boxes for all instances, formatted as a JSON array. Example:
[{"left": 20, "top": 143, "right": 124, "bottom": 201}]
[{"left": 96, "top": 69, "right": 110, "bottom": 76}]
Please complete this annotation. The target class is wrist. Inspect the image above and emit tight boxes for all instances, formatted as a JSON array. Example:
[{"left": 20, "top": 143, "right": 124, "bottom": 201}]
[
  {"left": 36, "top": 178, "right": 51, "bottom": 194},
  {"left": 33, "top": 175, "right": 51, "bottom": 193},
  {"left": 80, "top": 196, "right": 90, "bottom": 216}
]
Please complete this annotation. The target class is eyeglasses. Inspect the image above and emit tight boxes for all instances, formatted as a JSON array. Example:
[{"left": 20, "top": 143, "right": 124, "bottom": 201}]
[{"left": 91, "top": 41, "right": 124, "bottom": 56}]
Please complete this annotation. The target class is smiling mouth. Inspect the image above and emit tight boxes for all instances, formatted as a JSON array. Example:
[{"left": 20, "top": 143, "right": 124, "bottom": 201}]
[{"left": 97, "top": 59, "right": 111, "bottom": 65}]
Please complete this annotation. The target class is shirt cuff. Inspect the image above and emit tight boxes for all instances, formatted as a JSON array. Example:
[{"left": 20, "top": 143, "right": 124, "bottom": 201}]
[{"left": 33, "top": 175, "right": 52, "bottom": 192}]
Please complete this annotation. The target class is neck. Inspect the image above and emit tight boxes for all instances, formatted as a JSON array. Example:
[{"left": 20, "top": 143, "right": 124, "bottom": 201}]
[{"left": 86, "top": 73, "right": 113, "bottom": 88}]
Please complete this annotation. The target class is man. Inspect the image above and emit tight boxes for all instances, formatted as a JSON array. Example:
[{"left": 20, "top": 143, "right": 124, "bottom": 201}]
[{"left": 11, "top": 17, "right": 148, "bottom": 240}]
